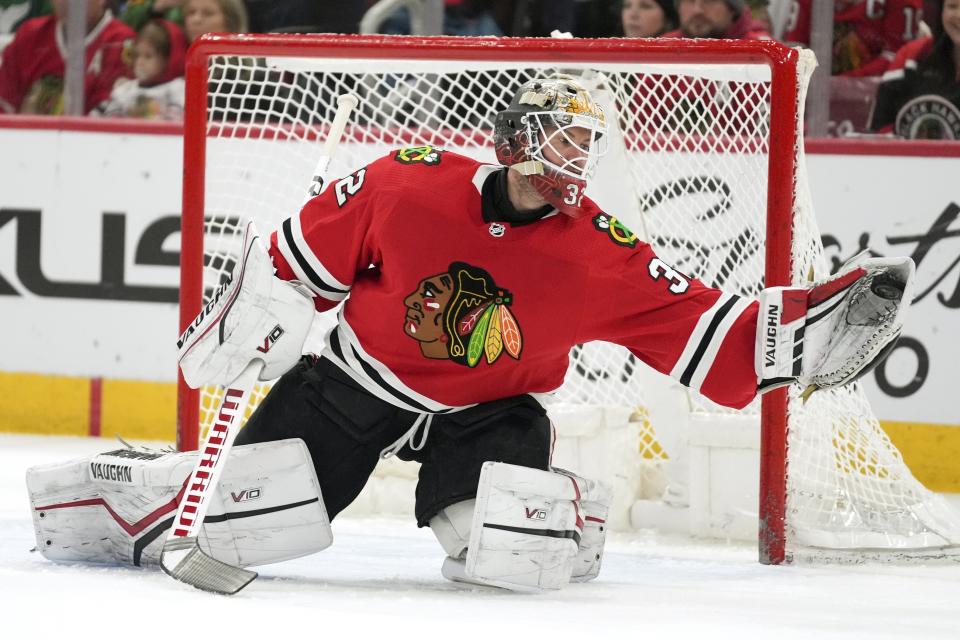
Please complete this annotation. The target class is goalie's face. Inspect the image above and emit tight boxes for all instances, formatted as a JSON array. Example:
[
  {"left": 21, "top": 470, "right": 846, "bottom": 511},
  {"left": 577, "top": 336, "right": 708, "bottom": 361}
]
[
  {"left": 512, "top": 113, "right": 604, "bottom": 217},
  {"left": 517, "top": 113, "right": 607, "bottom": 216},
  {"left": 528, "top": 114, "right": 606, "bottom": 182}
]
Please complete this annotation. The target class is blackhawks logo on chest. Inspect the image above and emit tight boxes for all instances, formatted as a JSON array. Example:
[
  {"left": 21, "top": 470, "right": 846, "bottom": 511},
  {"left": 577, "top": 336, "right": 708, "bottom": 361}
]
[{"left": 403, "top": 262, "right": 523, "bottom": 367}]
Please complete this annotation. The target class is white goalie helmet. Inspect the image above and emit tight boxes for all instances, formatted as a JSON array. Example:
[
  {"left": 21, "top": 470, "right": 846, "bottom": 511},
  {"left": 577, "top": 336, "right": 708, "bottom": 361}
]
[{"left": 494, "top": 75, "right": 608, "bottom": 217}]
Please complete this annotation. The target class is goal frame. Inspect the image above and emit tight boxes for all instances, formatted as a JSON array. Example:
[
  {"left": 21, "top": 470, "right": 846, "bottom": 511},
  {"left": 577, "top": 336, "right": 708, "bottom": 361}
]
[{"left": 177, "top": 33, "right": 804, "bottom": 565}]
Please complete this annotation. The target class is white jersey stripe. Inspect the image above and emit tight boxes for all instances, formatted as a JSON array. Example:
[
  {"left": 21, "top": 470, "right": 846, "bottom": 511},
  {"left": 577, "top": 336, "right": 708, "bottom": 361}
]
[
  {"left": 275, "top": 225, "right": 314, "bottom": 291},
  {"left": 686, "top": 295, "right": 754, "bottom": 394},
  {"left": 276, "top": 214, "right": 349, "bottom": 302},
  {"left": 289, "top": 212, "right": 350, "bottom": 291},
  {"left": 669, "top": 292, "right": 737, "bottom": 381}
]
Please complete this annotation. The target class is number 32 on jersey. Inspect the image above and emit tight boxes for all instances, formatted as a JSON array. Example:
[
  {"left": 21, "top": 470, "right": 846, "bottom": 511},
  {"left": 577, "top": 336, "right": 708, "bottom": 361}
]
[{"left": 648, "top": 258, "right": 689, "bottom": 294}]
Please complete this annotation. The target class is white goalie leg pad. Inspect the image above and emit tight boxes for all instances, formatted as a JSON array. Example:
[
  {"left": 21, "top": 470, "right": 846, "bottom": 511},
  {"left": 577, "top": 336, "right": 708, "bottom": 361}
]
[
  {"left": 430, "top": 499, "right": 475, "bottom": 560},
  {"left": 177, "top": 220, "right": 316, "bottom": 388},
  {"left": 27, "top": 438, "right": 331, "bottom": 568},
  {"left": 756, "top": 255, "right": 916, "bottom": 393},
  {"left": 552, "top": 467, "right": 612, "bottom": 582},
  {"left": 198, "top": 439, "right": 332, "bottom": 567},
  {"left": 458, "top": 462, "right": 583, "bottom": 591}
]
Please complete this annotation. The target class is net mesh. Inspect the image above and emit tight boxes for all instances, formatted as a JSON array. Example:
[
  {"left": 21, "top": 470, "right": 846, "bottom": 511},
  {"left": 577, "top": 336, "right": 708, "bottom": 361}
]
[{"left": 185, "top": 41, "right": 960, "bottom": 557}]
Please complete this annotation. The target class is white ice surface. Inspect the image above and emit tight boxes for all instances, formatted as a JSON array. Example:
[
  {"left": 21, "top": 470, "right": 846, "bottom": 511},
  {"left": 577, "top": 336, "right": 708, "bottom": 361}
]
[{"left": 3, "top": 433, "right": 960, "bottom": 640}]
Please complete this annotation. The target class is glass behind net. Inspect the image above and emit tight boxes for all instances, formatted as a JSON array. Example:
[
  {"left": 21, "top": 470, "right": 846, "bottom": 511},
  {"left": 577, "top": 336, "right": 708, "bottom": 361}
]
[{"left": 190, "top": 46, "right": 960, "bottom": 559}]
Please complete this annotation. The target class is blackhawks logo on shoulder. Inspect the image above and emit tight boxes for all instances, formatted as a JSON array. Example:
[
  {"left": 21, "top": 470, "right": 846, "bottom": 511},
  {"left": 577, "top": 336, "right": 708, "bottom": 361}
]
[
  {"left": 394, "top": 145, "right": 444, "bottom": 165},
  {"left": 403, "top": 262, "right": 523, "bottom": 368},
  {"left": 592, "top": 213, "right": 638, "bottom": 249}
]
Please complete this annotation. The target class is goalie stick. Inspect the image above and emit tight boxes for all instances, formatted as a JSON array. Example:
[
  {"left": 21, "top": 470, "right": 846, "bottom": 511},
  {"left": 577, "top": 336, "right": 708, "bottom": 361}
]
[
  {"left": 306, "top": 93, "right": 360, "bottom": 202},
  {"left": 160, "top": 93, "right": 360, "bottom": 595}
]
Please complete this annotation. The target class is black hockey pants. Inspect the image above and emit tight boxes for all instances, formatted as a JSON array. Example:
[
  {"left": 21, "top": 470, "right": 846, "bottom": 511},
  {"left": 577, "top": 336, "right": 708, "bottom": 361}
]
[{"left": 234, "top": 355, "right": 552, "bottom": 526}]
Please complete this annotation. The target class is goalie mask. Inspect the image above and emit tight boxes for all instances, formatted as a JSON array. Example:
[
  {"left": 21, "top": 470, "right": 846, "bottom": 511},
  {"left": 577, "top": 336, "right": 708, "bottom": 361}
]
[{"left": 494, "top": 76, "right": 608, "bottom": 218}]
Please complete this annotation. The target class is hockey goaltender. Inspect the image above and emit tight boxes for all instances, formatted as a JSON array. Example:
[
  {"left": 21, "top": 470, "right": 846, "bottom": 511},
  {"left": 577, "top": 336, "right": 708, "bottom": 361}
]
[{"left": 27, "top": 77, "right": 915, "bottom": 593}]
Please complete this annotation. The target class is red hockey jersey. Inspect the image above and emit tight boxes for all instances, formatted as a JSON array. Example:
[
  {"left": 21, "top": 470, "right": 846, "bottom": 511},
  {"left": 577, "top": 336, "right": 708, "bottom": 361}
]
[
  {"left": 269, "top": 148, "right": 760, "bottom": 412},
  {"left": 0, "top": 11, "right": 134, "bottom": 114},
  {"left": 784, "top": 0, "right": 923, "bottom": 76}
]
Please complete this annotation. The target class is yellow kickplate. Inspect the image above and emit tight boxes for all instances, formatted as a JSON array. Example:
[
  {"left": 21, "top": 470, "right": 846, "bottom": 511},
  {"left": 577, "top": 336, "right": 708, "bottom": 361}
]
[
  {"left": 101, "top": 378, "right": 176, "bottom": 442},
  {"left": 881, "top": 421, "right": 960, "bottom": 493},
  {"left": 0, "top": 372, "right": 89, "bottom": 436},
  {"left": 0, "top": 372, "right": 176, "bottom": 442}
]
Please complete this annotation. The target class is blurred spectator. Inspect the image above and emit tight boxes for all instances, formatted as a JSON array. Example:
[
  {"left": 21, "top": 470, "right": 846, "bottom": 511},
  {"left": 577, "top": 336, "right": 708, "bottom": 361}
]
[
  {"left": 446, "top": 0, "right": 502, "bottom": 35},
  {"left": 120, "top": 0, "right": 183, "bottom": 31},
  {"left": 746, "top": 0, "right": 770, "bottom": 32},
  {"left": 927, "top": 0, "right": 942, "bottom": 27},
  {"left": 621, "top": 0, "right": 678, "bottom": 37},
  {"left": 572, "top": 0, "right": 620, "bottom": 37},
  {"left": 1, "top": 0, "right": 50, "bottom": 48},
  {"left": 183, "top": 0, "right": 246, "bottom": 43},
  {"left": 507, "top": 0, "right": 575, "bottom": 36},
  {"left": 0, "top": 0, "right": 134, "bottom": 114},
  {"left": 96, "top": 18, "right": 185, "bottom": 119},
  {"left": 243, "top": 0, "right": 364, "bottom": 33},
  {"left": 663, "top": 0, "right": 771, "bottom": 39},
  {"left": 784, "top": 0, "right": 924, "bottom": 76},
  {"left": 381, "top": 0, "right": 503, "bottom": 36},
  {"left": 869, "top": 0, "right": 960, "bottom": 138}
]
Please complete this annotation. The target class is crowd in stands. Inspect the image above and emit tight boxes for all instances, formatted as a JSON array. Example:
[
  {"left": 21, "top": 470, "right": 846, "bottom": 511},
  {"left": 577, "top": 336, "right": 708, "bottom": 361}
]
[{"left": 0, "top": 0, "right": 956, "bottom": 139}]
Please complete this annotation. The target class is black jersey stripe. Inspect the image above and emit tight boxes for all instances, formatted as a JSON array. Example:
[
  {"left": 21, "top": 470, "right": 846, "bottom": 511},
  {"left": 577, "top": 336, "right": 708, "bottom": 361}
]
[
  {"left": 282, "top": 218, "right": 349, "bottom": 295},
  {"left": 350, "top": 343, "right": 453, "bottom": 414},
  {"left": 328, "top": 325, "right": 347, "bottom": 362},
  {"left": 679, "top": 295, "right": 740, "bottom": 387},
  {"left": 483, "top": 523, "right": 581, "bottom": 546},
  {"left": 328, "top": 327, "right": 452, "bottom": 414}
]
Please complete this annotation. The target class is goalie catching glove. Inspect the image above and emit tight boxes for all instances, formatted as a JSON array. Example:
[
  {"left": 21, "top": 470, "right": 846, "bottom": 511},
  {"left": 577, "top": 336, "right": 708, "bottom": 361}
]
[
  {"left": 757, "top": 255, "right": 916, "bottom": 394},
  {"left": 178, "top": 221, "right": 316, "bottom": 387}
]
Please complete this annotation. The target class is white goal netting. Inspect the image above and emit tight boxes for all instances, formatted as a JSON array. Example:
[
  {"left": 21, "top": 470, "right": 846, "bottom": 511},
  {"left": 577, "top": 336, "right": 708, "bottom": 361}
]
[{"left": 182, "top": 36, "right": 960, "bottom": 561}]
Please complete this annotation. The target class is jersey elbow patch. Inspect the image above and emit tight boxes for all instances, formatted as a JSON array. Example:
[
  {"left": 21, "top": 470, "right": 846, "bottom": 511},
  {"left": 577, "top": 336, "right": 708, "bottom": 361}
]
[
  {"left": 669, "top": 293, "right": 753, "bottom": 396},
  {"left": 277, "top": 215, "right": 351, "bottom": 302}
]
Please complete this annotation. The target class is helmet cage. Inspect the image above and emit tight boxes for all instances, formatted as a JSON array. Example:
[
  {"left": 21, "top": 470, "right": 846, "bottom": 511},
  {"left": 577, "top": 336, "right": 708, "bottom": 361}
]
[
  {"left": 524, "top": 111, "right": 608, "bottom": 181},
  {"left": 493, "top": 76, "right": 609, "bottom": 217}
]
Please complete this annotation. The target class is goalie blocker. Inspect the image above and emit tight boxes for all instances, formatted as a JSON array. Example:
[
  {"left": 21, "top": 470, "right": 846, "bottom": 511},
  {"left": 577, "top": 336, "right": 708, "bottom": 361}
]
[
  {"left": 177, "top": 220, "right": 316, "bottom": 389},
  {"left": 756, "top": 255, "right": 915, "bottom": 394}
]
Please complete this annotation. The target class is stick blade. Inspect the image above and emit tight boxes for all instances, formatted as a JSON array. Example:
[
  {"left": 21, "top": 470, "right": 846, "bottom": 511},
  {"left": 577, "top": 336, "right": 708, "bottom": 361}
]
[{"left": 161, "top": 538, "right": 257, "bottom": 595}]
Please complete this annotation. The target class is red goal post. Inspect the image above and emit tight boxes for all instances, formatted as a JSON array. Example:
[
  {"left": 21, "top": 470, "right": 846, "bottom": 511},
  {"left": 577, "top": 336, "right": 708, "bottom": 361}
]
[{"left": 178, "top": 34, "right": 960, "bottom": 565}]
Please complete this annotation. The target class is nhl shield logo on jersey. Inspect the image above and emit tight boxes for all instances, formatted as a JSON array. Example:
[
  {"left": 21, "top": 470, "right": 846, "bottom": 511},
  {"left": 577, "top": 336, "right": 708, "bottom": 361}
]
[
  {"left": 394, "top": 145, "right": 444, "bottom": 165},
  {"left": 403, "top": 262, "right": 523, "bottom": 367},
  {"left": 592, "top": 213, "right": 638, "bottom": 249}
]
